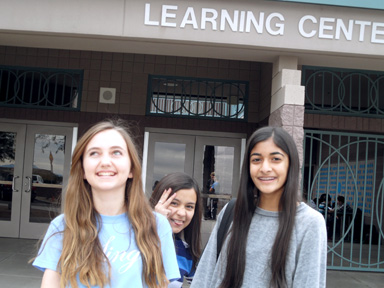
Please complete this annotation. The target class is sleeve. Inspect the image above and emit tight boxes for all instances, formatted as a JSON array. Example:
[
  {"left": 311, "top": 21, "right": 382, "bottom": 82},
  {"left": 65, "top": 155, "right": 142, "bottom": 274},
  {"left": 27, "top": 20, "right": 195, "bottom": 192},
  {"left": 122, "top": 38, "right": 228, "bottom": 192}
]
[
  {"left": 32, "top": 215, "right": 65, "bottom": 272},
  {"left": 190, "top": 205, "right": 228, "bottom": 288},
  {"left": 155, "top": 212, "right": 181, "bottom": 282},
  {"left": 292, "top": 211, "right": 327, "bottom": 288}
]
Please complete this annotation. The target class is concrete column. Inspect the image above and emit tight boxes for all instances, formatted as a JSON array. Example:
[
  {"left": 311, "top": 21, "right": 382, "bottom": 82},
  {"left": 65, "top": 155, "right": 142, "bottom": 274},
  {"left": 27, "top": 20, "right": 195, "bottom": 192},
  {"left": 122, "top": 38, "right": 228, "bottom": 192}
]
[{"left": 269, "top": 56, "right": 305, "bottom": 167}]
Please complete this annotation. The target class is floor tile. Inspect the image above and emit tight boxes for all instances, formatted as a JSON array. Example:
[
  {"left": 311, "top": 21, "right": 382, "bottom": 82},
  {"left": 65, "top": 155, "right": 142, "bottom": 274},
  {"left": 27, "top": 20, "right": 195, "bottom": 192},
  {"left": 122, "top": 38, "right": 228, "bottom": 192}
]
[
  {"left": 0, "top": 275, "right": 42, "bottom": 288},
  {"left": 1, "top": 237, "right": 383, "bottom": 288},
  {"left": 0, "top": 253, "right": 43, "bottom": 277},
  {"left": 0, "top": 252, "right": 12, "bottom": 262},
  {"left": 0, "top": 238, "right": 38, "bottom": 253}
]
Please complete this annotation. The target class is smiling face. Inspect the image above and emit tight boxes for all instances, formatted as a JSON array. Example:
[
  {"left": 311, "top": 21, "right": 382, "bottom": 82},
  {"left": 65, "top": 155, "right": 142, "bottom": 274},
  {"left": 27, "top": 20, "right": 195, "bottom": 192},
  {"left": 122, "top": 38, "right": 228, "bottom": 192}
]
[
  {"left": 168, "top": 188, "right": 197, "bottom": 234},
  {"left": 82, "top": 129, "right": 133, "bottom": 196},
  {"left": 249, "top": 137, "right": 289, "bottom": 208}
]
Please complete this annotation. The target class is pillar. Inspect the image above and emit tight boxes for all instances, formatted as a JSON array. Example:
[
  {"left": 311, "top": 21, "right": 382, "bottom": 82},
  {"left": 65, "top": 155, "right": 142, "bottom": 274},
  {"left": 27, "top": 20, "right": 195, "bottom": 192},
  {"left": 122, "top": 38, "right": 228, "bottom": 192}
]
[{"left": 269, "top": 56, "right": 305, "bottom": 168}]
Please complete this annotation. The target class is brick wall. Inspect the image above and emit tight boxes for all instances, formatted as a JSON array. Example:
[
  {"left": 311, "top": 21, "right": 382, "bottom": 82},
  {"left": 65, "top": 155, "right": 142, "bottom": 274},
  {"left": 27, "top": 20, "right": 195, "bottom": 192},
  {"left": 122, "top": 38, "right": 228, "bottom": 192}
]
[{"left": 0, "top": 45, "right": 269, "bottom": 138}]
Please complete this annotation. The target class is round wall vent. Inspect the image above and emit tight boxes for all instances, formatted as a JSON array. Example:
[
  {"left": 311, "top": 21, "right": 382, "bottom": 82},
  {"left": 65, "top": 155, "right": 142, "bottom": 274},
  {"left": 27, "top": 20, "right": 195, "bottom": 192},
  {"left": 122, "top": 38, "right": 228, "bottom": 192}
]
[{"left": 99, "top": 87, "right": 116, "bottom": 104}]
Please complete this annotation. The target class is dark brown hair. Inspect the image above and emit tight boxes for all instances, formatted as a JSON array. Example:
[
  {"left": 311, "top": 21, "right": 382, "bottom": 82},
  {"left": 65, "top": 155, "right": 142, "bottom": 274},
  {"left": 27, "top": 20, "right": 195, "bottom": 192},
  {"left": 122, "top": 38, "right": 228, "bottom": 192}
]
[
  {"left": 220, "top": 126, "right": 300, "bottom": 288},
  {"left": 149, "top": 172, "right": 202, "bottom": 268}
]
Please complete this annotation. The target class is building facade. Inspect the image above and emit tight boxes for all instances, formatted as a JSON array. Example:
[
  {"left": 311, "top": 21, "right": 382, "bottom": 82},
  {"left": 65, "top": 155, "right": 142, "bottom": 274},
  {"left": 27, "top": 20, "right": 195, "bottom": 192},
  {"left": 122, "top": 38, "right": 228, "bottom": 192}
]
[{"left": 0, "top": 0, "right": 383, "bottom": 272}]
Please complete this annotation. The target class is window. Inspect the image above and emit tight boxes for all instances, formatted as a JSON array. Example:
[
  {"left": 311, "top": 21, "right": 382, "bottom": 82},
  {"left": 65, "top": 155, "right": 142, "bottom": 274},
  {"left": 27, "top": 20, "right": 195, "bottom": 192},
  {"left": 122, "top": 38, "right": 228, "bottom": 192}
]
[
  {"left": 302, "top": 66, "right": 384, "bottom": 117},
  {"left": 0, "top": 65, "right": 83, "bottom": 111},
  {"left": 147, "top": 75, "right": 248, "bottom": 120}
]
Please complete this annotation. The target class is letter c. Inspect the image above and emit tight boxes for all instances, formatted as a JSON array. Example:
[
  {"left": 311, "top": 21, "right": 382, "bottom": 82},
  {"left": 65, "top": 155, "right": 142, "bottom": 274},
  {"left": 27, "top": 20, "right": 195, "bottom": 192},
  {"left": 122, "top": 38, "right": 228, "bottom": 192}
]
[{"left": 299, "top": 15, "right": 317, "bottom": 38}]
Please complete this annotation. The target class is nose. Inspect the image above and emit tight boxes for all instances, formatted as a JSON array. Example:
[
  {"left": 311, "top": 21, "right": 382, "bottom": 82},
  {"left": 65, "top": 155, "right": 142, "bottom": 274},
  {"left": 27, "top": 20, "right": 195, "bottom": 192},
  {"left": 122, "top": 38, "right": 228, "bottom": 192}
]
[
  {"left": 260, "top": 160, "right": 271, "bottom": 173},
  {"left": 100, "top": 154, "right": 111, "bottom": 166},
  {"left": 176, "top": 207, "right": 186, "bottom": 217}
]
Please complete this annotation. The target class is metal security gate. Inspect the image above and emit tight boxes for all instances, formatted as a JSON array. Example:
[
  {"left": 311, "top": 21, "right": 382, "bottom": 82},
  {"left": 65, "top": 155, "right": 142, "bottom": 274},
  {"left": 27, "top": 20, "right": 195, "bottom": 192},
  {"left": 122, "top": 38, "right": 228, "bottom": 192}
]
[{"left": 303, "top": 130, "right": 384, "bottom": 272}]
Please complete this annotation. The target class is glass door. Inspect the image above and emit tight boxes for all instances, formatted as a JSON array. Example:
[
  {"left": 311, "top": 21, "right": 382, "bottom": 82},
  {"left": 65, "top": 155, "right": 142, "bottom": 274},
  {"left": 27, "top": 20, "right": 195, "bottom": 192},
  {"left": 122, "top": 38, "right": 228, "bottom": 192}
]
[
  {"left": 144, "top": 129, "right": 244, "bottom": 199},
  {"left": 20, "top": 125, "right": 73, "bottom": 239},
  {"left": 144, "top": 132, "right": 195, "bottom": 196},
  {"left": 194, "top": 136, "right": 242, "bottom": 197},
  {"left": 0, "top": 122, "right": 74, "bottom": 239},
  {"left": 0, "top": 124, "right": 26, "bottom": 238},
  {"left": 193, "top": 136, "right": 242, "bottom": 220}
]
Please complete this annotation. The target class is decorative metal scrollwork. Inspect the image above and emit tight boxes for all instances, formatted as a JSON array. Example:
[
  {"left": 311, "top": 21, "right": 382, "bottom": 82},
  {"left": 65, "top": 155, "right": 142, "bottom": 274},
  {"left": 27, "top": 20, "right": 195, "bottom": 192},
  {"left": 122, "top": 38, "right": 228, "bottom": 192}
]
[
  {"left": 0, "top": 66, "right": 82, "bottom": 110},
  {"left": 303, "top": 67, "right": 384, "bottom": 117},
  {"left": 148, "top": 75, "right": 248, "bottom": 120}
]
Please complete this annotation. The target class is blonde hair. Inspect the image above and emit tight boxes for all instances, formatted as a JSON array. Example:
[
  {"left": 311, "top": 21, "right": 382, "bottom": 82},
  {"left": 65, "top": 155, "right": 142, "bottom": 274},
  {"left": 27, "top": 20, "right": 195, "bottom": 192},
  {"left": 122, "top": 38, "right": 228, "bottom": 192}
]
[{"left": 59, "top": 119, "right": 167, "bottom": 288}]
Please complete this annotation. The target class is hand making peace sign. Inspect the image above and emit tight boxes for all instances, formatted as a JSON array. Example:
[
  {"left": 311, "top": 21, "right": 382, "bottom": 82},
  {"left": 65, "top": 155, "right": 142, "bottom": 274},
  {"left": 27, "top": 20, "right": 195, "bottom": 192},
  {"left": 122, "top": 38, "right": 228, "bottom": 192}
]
[{"left": 154, "top": 188, "right": 177, "bottom": 218}]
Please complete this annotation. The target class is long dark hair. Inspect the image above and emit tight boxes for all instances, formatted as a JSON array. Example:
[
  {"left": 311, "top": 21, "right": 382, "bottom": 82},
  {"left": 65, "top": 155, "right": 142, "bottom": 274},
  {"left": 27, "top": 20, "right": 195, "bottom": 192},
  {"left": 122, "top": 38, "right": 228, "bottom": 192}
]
[
  {"left": 220, "top": 126, "right": 300, "bottom": 288},
  {"left": 149, "top": 172, "right": 202, "bottom": 268}
]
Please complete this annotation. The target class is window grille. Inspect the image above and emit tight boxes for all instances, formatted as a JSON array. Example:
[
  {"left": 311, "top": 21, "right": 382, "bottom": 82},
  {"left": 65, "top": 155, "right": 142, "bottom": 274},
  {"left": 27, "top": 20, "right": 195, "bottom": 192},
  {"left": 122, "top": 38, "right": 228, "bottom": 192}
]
[
  {"left": 147, "top": 75, "right": 248, "bottom": 120},
  {"left": 302, "top": 66, "right": 384, "bottom": 118},
  {"left": 0, "top": 65, "right": 83, "bottom": 110},
  {"left": 303, "top": 129, "right": 384, "bottom": 272}
]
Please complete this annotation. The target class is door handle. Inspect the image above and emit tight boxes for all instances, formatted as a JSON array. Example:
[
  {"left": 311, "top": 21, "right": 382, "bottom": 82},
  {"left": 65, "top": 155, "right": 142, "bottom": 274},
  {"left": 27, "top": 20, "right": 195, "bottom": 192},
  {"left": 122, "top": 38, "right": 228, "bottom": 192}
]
[
  {"left": 25, "top": 176, "right": 31, "bottom": 193},
  {"left": 12, "top": 176, "right": 19, "bottom": 192}
]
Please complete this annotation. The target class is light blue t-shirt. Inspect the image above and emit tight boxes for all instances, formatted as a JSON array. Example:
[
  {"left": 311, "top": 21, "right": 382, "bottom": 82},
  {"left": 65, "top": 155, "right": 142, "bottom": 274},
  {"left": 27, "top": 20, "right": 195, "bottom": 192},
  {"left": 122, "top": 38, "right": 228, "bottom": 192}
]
[
  {"left": 33, "top": 212, "right": 180, "bottom": 288},
  {"left": 211, "top": 181, "right": 220, "bottom": 193}
]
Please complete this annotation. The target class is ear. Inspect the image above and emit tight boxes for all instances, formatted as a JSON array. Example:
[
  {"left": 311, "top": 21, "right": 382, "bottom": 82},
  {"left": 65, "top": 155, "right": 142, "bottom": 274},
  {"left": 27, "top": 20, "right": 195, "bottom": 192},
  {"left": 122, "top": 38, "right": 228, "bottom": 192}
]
[{"left": 128, "top": 171, "right": 133, "bottom": 179}]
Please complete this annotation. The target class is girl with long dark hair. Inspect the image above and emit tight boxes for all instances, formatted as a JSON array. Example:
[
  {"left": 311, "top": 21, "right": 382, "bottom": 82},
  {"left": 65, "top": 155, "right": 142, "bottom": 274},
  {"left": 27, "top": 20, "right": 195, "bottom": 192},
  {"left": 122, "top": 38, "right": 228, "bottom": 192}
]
[
  {"left": 191, "top": 126, "right": 327, "bottom": 288},
  {"left": 149, "top": 172, "right": 202, "bottom": 287},
  {"left": 33, "top": 119, "right": 180, "bottom": 288}
]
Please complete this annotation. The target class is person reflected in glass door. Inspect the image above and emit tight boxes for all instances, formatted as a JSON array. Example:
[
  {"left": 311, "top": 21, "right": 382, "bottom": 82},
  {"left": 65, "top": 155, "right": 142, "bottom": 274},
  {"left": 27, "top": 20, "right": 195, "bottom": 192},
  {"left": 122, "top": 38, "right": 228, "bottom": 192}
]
[
  {"left": 204, "top": 172, "right": 215, "bottom": 220},
  {"left": 208, "top": 173, "right": 219, "bottom": 220},
  {"left": 206, "top": 172, "right": 215, "bottom": 192}
]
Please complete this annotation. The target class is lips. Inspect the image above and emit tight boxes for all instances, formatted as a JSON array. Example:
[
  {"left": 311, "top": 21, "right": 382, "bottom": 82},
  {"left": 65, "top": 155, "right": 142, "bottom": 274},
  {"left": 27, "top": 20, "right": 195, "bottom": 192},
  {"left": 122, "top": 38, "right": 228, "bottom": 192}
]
[
  {"left": 171, "top": 219, "right": 184, "bottom": 226},
  {"left": 258, "top": 177, "right": 276, "bottom": 181}
]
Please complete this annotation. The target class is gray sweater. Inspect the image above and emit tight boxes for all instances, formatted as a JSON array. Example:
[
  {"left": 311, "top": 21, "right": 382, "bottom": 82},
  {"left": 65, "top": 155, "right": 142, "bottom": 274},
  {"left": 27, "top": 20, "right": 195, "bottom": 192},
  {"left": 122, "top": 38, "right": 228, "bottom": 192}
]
[{"left": 191, "top": 203, "right": 327, "bottom": 288}]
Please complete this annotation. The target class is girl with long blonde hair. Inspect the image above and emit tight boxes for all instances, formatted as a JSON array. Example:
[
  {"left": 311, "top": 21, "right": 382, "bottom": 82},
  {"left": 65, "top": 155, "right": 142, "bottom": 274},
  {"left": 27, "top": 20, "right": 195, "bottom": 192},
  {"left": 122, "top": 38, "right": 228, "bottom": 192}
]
[{"left": 33, "top": 119, "right": 180, "bottom": 288}]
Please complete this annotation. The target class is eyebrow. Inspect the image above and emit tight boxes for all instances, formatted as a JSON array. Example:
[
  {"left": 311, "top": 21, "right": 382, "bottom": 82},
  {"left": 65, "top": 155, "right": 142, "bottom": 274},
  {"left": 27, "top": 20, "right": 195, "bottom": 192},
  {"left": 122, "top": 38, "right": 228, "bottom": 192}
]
[
  {"left": 86, "top": 146, "right": 126, "bottom": 152},
  {"left": 250, "top": 152, "right": 285, "bottom": 157},
  {"left": 110, "top": 146, "right": 126, "bottom": 150},
  {"left": 173, "top": 198, "right": 196, "bottom": 205}
]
